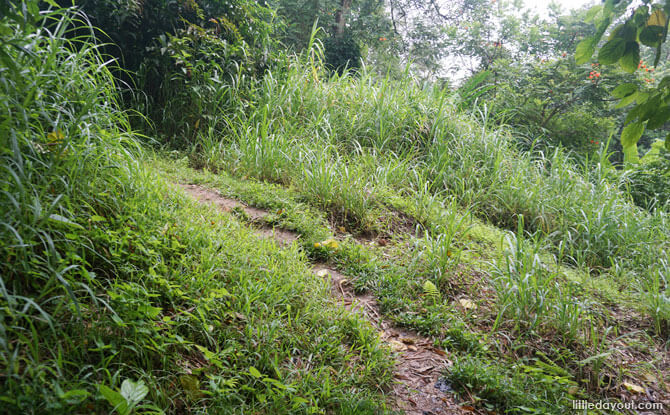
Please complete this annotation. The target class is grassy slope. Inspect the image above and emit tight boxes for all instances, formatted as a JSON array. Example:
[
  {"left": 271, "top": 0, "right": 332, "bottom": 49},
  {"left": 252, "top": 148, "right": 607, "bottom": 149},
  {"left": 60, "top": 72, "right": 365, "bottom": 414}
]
[
  {"left": 193, "top": 59, "right": 669, "bottom": 329},
  {"left": 3, "top": 6, "right": 669, "bottom": 415},
  {"left": 157, "top": 155, "right": 668, "bottom": 414},
  {"left": 0, "top": 10, "right": 393, "bottom": 415},
  {"left": 176, "top": 56, "right": 670, "bottom": 412}
]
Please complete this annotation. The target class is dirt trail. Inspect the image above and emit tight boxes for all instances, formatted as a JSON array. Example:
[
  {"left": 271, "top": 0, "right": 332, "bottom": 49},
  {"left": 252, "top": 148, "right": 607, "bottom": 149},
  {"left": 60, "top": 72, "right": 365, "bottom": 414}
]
[
  {"left": 179, "top": 183, "right": 464, "bottom": 415},
  {"left": 179, "top": 184, "right": 299, "bottom": 244}
]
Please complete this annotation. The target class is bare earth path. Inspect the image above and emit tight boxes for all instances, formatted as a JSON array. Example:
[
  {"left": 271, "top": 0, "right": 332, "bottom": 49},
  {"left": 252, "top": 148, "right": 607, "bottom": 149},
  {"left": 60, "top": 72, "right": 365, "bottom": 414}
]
[{"left": 178, "top": 183, "right": 464, "bottom": 415}]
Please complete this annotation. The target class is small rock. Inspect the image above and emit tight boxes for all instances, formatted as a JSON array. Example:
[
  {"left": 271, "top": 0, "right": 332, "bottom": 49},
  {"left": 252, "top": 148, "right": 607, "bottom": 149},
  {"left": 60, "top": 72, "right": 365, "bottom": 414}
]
[{"left": 434, "top": 377, "right": 453, "bottom": 393}]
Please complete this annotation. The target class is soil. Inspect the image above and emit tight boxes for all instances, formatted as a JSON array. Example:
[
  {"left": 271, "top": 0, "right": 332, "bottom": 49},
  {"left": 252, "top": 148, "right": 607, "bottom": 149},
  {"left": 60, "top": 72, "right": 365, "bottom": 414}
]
[{"left": 178, "top": 183, "right": 299, "bottom": 244}]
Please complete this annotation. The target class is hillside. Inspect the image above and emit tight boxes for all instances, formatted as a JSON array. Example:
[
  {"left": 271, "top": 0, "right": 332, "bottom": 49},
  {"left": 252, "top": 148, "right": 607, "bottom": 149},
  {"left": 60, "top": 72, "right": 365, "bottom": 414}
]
[{"left": 1, "top": 1, "right": 669, "bottom": 414}]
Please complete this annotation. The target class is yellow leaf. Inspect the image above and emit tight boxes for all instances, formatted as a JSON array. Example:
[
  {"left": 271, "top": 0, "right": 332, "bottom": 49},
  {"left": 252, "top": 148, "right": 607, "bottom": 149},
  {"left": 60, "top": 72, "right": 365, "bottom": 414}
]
[
  {"left": 389, "top": 340, "right": 406, "bottom": 351},
  {"left": 648, "top": 9, "right": 667, "bottom": 27},
  {"left": 623, "top": 382, "right": 645, "bottom": 393},
  {"left": 318, "top": 239, "right": 339, "bottom": 249},
  {"left": 47, "top": 129, "right": 64, "bottom": 143},
  {"left": 458, "top": 298, "right": 476, "bottom": 310},
  {"left": 316, "top": 269, "right": 329, "bottom": 277}
]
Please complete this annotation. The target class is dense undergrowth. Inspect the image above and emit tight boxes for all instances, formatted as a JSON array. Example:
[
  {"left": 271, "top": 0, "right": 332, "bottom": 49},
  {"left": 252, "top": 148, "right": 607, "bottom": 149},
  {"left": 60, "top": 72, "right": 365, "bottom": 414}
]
[
  {"left": 2, "top": 1, "right": 670, "bottom": 414},
  {"left": 158, "top": 157, "right": 668, "bottom": 414},
  {"left": 0, "top": 6, "right": 392, "bottom": 414},
  {"left": 194, "top": 50, "right": 670, "bottom": 330}
]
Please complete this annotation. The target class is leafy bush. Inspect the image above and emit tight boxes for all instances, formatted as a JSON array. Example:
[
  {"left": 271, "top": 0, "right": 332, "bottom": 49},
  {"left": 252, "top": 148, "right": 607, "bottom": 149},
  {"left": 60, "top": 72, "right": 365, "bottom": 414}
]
[
  {"left": 75, "top": 0, "right": 281, "bottom": 141},
  {"left": 624, "top": 146, "right": 670, "bottom": 210},
  {"left": 324, "top": 32, "right": 362, "bottom": 74}
]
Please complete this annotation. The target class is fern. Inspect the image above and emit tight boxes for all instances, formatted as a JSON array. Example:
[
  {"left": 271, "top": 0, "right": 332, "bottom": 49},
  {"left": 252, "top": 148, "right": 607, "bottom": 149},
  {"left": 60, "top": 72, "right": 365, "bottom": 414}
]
[{"left": 423, "top": 280, "right": 440, "bottom": 304}]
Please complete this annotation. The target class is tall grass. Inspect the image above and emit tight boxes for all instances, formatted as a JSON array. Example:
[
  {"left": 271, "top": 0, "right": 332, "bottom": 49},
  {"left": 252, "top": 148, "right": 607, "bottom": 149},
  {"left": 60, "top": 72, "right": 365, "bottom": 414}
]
[
  {"left": 190, "top": 43, "right": 670, "bottom": 332},
  {"left": 0, "top": 4, "right": 393, "bottom": 413},
  {"left": 199, "top": 48, "right": 668, "bottom": 267},
  {"left": 1, "top": 2, "right": 142, "bottom": 409},
  {"left": 1, "top": 4, "right": 139, "bottom": 313}
]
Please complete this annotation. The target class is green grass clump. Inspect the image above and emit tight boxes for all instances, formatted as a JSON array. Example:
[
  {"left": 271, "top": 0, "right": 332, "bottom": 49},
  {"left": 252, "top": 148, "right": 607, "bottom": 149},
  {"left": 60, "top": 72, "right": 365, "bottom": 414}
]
[
  {"left": 0, "top": 7, "right": 393, "bottom": 413},
  {"left": 190, "top": 50, "right": 668, "bottom": 331},
  {"left": 447, "top": 355, "right": 580, "bottom": 414}
]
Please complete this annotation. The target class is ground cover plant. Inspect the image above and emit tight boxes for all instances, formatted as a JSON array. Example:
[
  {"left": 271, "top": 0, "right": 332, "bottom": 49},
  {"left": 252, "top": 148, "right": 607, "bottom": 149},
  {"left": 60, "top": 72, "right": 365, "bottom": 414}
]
[
  {"left": 0, "top": 4, "right": 393, "bottom": 414},
  {"left": 2, "top": 0, "right": 670, "bottom": 414},
  {"left": 158, "top": 155, "right": 669, "bottom": 414}
]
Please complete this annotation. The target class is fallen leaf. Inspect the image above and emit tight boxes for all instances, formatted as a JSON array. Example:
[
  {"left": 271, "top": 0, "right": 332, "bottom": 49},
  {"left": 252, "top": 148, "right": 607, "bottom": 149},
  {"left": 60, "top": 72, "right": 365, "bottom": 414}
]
[
  {"left": 431, "top": 348, "right": 448, "bottom": 356},
  {"left": 642, "top": 372, "right": 657, "bottom": 383},
  {"left": 458, "top": 298, "right": 476, "bottom": 310},
  {"left": 416, "top": 365, "right": 434, "bottom": 373},
  {"left": 316, "top": 269, "right": 329, "bottom": 277},
  {"left": 389, "top": 340, "right": 406, "bottom": 351},
  {"left": 623, "top": 382, "right": 645, "bottom": 394}
]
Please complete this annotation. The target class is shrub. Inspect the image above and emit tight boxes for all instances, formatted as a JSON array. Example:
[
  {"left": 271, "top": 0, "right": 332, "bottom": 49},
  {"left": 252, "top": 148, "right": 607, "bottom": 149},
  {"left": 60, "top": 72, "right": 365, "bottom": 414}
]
[{"left": 324, "top": 32, "right": 362, "bottom": 74}]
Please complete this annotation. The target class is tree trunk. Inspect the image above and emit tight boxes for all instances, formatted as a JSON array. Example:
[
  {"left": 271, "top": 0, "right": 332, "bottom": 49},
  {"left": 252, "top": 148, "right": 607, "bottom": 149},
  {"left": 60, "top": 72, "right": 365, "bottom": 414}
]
[{"left": 334, "top": 0, "right": 352, "bottom": 36}]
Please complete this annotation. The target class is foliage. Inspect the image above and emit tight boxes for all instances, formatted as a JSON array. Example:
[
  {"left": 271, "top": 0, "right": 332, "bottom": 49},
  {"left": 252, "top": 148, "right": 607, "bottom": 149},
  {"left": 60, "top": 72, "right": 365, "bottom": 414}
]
[
  {"left": 577, "top": 0, "right": 670, "bottom": 160},
  {"left": 270, "top": 0, "right": 395, "bottom": 61},
  {"left": 323, "top": 31, "right": 362, "bottom": 74},
  {"left": 0, "top": 2, "right": 393, "bottom": 413},
  {"left": 485, "top": 56, "right": 620, "bottom": 153},
  {"left": 624, "top": 143, "right": 670, "bottom": 209},
  {"left": 74, "top": 0, "right": 281, "bottom": 141}
]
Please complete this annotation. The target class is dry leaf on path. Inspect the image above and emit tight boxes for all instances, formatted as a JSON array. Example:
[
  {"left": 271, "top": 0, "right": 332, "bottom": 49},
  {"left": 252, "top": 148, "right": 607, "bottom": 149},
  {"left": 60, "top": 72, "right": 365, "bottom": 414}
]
[
  {"left": 623, "top": 382, "right": 645, "bottom": 393},
  {"left": 458, "top": 298, "right": 476, "bottom": 310}
]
